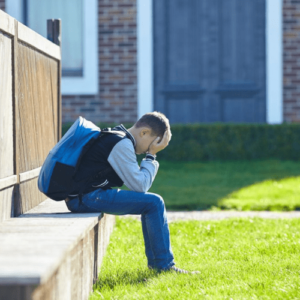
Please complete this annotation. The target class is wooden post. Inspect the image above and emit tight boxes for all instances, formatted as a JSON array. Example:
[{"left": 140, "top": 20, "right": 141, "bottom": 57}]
[
  {"left": 12, "top": 19, "right": 21, "bottom": 217},
  {"left": 93, "top": 224, "right": 99, "bottom": 285},
  {"left": 47, "top": 19, "right": 62, "bottom": 142}
]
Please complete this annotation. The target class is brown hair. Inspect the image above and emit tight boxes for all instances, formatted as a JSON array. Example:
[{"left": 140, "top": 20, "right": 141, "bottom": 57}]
[{"left": 134, "top": 111, "right": 170, "bottom": 138}]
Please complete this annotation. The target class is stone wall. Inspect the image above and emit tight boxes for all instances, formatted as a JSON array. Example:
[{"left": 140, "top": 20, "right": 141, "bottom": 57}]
[
  {"left": 62, "top": 0, "right": 138, "bottom": 124},
  {"left": 283, "top": 0, "right": 300, "bottom": 123}
]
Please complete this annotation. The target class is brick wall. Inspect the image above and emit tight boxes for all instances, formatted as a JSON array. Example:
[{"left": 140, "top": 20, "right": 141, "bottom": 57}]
[
  {"left": 283, "top": 0, "right": 300, "bottom": 122},
  {"left": 0, "top": 0, "right": 5, "bottom": 11},
  {"left": 62, "top": 0, "right": 137, "bottom": 124},
  {"left": 7, "top": 0, "right": 297, "bottom": 124}
]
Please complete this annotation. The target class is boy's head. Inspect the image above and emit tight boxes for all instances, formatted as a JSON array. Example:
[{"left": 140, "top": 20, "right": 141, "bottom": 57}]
[{"left": 128, "top": 111, "right": 171, "bottom": 155}]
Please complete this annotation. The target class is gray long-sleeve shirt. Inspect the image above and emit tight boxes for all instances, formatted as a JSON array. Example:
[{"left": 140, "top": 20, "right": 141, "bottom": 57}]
[{"left": 107, "top": 138, "right": 159, "bottom": 193}]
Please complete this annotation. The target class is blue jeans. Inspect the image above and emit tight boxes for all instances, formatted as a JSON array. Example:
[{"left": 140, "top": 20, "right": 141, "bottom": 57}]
[{"left": 65, "top": 188, "right": 175, "bottom": 270}]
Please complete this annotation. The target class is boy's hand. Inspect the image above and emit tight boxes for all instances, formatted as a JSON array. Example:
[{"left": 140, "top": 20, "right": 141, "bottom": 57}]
[{"left": 148, "top": 130, "right": 171, "bottom": 155}]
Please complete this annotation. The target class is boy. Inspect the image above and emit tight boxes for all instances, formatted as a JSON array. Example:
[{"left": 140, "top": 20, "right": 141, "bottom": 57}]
[{"left": 65, "top": 111, "right": 199, "bottom": 274}]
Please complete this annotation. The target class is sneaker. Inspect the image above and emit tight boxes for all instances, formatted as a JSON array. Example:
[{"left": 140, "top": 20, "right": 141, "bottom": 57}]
[
  {"left": 166, "top": 266, "right": 200, "bottom": 274},
  {"left": 149, "top": 265, "right": 200, "bottom": 274}
]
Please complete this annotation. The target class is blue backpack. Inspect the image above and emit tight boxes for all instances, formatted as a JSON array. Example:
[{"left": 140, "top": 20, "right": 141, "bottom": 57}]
[{"left": 38, "top": 116, "right": 107, "bottom": 201}]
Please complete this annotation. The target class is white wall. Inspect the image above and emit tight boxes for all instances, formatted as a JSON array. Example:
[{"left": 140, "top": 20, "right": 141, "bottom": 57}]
[
  {"left": 266, "top": 0, "right": 283, "bottom": 124},
  {"left": 137, "top": 0, "right": 153, "bottom": 118}
]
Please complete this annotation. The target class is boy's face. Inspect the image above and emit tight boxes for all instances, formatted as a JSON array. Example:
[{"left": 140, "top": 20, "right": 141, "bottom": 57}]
[
  {"left": 134, "top": 127, "right": 161, "bottom": 155},
  {"left": 135, "top": 131, "right": 159, "bottom": 155}
]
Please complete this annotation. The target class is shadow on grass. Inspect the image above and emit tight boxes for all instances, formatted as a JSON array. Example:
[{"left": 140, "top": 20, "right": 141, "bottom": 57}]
[{"left": 93, "top": 269, "right": 161, "bottom": 291}]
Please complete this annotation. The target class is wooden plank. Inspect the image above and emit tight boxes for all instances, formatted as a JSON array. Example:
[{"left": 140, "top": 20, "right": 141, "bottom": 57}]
[
  {"left": 15, "top": 29, "right": 58, "bottom": 193},
  {"left": 1, "top": 217, "right": 100, "bottom": 227},
  {"left": 12, "top": 19, "right": 20, "bottom": 219},
  {"left": 0, "top": 10, "right": 15, "bottom": 36},
  {"left": 93, "top": 224, "right": 99, "bottom": 284},
  {"left": 17, "top": 178, "right": 46, "bottom": 215},
  {"left": 17, "top": 43, "right": 58, "bottom": 173},
  {"left": 0, "top": 200, "right": 115, "bottom": 299},
  {"left": 97, "top": 214, "right": 115, "bottom": 268},
  {"left": 0, "top": 176, "right": 17, "bottom": 190},
  {"left": 19, "top": 167, "right": 41, "bottom": 183},
  {"left": 47, "top": 19, "right": 62, "bottom": 143},
  {"left": 0, "top": 32, "right": 14, "bottom": 180},
  {"left": 53, "top": 254, "right": 72, "bottom": 300},
  {"left": 18, "top": 43, "right": 38, "bottom": 172},
  {"left": 56, "top": 20, "right": 62, "bottom": 142},
  {"left": 0, "top": 200, "right": 103, "bottom": 285},
  {"left": 0, "top": 225, "right": 96, "bottom": 234},
  {"left": 82, "top": 229, "right": 94, "bottom": 297},
  {"left": 0, "top": 186, "right": 14, "bottom": 223},
  {"left": 70, "top": 240, "right": 83, "bottom": 300},
  {"left": 18, "top": 22, "right": 61, "bottom": 61},
  {"left": 0, "top": 230, "right": 94, "bottom": 285}
]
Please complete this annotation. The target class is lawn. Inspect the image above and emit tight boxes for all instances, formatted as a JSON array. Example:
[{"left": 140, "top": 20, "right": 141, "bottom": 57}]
[
  {"left": 130, "top": 160, "right": 300, "bottom": 211},
  {"left": 90, "top": 217, "right": 300, "bottom": 300}
]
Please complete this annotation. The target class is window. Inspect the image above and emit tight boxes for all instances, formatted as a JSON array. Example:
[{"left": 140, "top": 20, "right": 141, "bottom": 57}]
[
  {"left": 26, "top": 0, "right": 84, "bottom": 77},
  {"left": 7, "top": 0, "right": 98, "bottom": 95}
]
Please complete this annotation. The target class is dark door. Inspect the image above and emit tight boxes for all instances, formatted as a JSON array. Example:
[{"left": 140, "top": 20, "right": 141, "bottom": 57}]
[{"left": 153, "top": 0, "right": 266, "bottom": 123}]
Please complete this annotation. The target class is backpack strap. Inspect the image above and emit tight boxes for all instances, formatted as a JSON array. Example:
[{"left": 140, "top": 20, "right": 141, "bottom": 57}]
[
  {"left": 100, "top": 127, "right": 127, "bottom": 137},
  {"left": 76, "top": 127, "right": 126, "bottom": 205}
]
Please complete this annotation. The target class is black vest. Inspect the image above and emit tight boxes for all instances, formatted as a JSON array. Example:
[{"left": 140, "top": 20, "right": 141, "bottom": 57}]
[{"left": 68, "top": 125, "right": 134, "bottom": 197}]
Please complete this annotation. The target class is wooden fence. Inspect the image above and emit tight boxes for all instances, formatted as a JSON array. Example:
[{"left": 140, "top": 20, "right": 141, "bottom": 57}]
[
  {"left": 0, "top": 10, "right": 61, "bottom": 222},
  {"left": 0, "top": 11, "right": 117, "bottom": 300}
]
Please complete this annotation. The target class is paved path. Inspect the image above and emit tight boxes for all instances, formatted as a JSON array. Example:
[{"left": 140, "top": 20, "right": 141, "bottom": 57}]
[{"left": 120, "top": 211, "right": 300, "bottom": 222}]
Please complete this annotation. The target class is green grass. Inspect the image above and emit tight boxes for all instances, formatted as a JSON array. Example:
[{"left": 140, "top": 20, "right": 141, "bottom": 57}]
[
  {"left": 218, "top": 177, "right": 300, "bottom": 211},
  {"left": 132, "top": 160, "right": 300, "bottom": 211},
  {"left": 90, "top": 217, "right": 300, "bottom": 300}
]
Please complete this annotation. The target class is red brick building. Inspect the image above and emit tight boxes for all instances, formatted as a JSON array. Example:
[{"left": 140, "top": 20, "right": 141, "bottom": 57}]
[
  {"left": 63, "top": 0, "right": 138, "bottom": 124},
  {"left": 283, "top": 0, "right": 300, "bottom": 122},
  {"left": 2, "top": 0, "right": 138, "bottom": 124},
  {"left": 62, "top": 0, "right": 138, "bottom": 124},
  {"left": 2, "top": 0, "right": 300, "bottom": 124}
]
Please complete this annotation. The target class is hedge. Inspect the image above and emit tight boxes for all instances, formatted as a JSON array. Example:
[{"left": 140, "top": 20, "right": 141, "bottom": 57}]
[{"left": 62, "top": 122, "right": 300, "bottom": 161}]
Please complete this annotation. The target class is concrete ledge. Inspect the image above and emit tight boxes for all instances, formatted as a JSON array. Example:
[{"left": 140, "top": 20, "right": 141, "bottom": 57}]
[{"left": 0, "top": 199, "right": 115, "bottom": 300}]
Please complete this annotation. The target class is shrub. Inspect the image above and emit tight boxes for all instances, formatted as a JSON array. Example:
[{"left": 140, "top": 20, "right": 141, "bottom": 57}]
[
  {"left": 62, "top": 122, "right": 300, "bottom": 161},
  {"left": 159, "top": 123, "right": 300, "bottom": 161}
]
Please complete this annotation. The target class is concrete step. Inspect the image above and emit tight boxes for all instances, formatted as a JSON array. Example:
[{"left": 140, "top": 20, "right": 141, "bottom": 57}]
[{"left": 0, "top": 199, "right": 115, "bottom": 300}]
